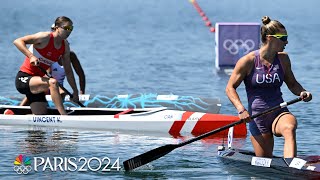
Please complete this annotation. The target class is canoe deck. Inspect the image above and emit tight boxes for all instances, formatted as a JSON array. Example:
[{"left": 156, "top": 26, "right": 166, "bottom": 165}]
[{"left": 0, "top": 105, "right": 147, "bottom": 116}]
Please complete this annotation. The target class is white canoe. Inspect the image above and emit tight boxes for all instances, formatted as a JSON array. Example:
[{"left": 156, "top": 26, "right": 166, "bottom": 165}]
[{"left": 0, "top": 105, "right": 247, "bottom": 137}]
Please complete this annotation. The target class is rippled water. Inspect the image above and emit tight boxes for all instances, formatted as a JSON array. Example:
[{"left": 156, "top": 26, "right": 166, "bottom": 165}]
[{"left": 0, "top": 0, "right": 319, "bottom": 179}]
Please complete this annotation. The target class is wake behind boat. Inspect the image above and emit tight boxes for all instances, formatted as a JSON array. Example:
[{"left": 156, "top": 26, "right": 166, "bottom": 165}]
[{"left": 0, "top": 105, "right": 247, "bottom": 137}]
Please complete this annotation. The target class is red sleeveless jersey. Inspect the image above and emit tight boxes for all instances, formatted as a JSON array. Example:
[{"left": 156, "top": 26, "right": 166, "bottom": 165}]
[{"left": 20, "top": 33, "right": 65, "bottom": 76}]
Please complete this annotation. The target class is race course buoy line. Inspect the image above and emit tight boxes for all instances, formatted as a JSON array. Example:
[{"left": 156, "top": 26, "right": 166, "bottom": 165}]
[{"left": 189, "top": 0, "right": 215, "bottom": 32}]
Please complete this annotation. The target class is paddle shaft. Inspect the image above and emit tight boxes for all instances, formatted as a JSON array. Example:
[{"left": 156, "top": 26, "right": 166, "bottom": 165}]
[
  {"left": 37, "top": 66, "right": 85, "bottom": 107},
  {"left": 178, "top": 96, "right": 302, "bottom": 147},
  {"left": 123, "top": 96, "right": 303, "bottom": 171}
]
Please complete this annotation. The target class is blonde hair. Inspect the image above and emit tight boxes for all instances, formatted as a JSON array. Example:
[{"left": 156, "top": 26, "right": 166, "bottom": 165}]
[{"left": 261, "top": 16, "right": 286, "bottom": 43}]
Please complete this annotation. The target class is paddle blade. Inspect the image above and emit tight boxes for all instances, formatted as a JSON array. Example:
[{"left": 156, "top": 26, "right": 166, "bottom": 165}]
[{"left": 123, "top": 144, "right": 177, "bottom": 171}]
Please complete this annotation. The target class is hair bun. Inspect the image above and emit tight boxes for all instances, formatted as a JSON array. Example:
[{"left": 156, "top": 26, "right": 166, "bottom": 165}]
[{"left": 262, "top": 16, "right": 271, "bottom": 25}]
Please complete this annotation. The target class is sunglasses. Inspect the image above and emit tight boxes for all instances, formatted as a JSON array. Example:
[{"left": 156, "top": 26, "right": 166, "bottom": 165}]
[
  {"left": 267, "top": 34, "right": 288, "bottom": 42},
  {"left": 60, "top": 25, "right": 73, "bottom": 31}
]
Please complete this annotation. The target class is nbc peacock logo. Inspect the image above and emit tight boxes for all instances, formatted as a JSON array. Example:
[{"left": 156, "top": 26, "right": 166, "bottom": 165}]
[{"left": 13, "top": 154, "right": 32, "bottom": 174}]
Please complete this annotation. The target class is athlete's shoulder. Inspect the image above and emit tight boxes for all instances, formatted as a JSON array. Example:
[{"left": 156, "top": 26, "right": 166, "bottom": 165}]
[
  {"left": 233, "top": 50, "right": 256, "bottom": 76},
  {"left": 277, "top": 51, "right": 291, "bottom": 73},
  {"left": 31, "top": 32, "right": 51, "bottom": 45},
  {"left": 277, "top": 51, "right": 290, "bottom": 64},
  {"left": 246, "top": 51, "right": 257, "bottom": 62},
  {"left": 33, "top": 31, "right": 51, "bottom": 39},
  {"left": 238, "top": 50, "right": 256, "bottom": 65}
]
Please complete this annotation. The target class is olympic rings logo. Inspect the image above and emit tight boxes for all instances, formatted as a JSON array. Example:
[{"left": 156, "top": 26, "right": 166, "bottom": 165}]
[
  {"left": 13, "top": 165, "right": 32, "bottom": 174},
  {"left": 223, "top": 39, "right": 255, "bottom": 55}
]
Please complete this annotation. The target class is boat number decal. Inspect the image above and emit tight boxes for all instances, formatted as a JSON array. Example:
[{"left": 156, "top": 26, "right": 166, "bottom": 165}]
[
  {"left": 164, "top": 115, "right": 173, "bottom": 119},
  {"left": 289, "top": 158, "right": 307, "bottom": 169},
  {"left": 306, "top": 166, "right": 316, "bottom": 171},
  {"left": 187, "top": 117, "right": 200, "bottom": 121},
  {"left": 186, "top": 112, "right": 205, "bottom": 121},
  {"left": 251, "top": 157, "right": 272, "bottom": 167},
  {"left": 33, "top": 116, "right": 62, "bottom": 123}
]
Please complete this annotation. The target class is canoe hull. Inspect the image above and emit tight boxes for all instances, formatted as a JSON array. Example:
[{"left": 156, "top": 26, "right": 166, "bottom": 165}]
[{"left": 0, "top": 105, "right": 247, "bottom": 137}]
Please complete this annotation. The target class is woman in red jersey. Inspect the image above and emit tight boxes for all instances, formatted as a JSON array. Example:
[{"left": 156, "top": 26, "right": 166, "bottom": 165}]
[{"left": 14, "top": 16, "right": 79, "bottom": 115}]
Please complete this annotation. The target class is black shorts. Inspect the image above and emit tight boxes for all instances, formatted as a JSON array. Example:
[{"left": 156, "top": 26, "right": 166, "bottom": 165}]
[{"left": 15, "top": 71, "right": 47, "bottom": 103}]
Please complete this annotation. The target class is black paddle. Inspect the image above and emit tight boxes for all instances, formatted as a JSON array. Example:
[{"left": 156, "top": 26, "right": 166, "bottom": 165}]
[
  {"left": 37, "top": 66, "right": 85, "bottom": 107},
  {"left": 123, "top": 96, "right": 304, "bottom": 171}
]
